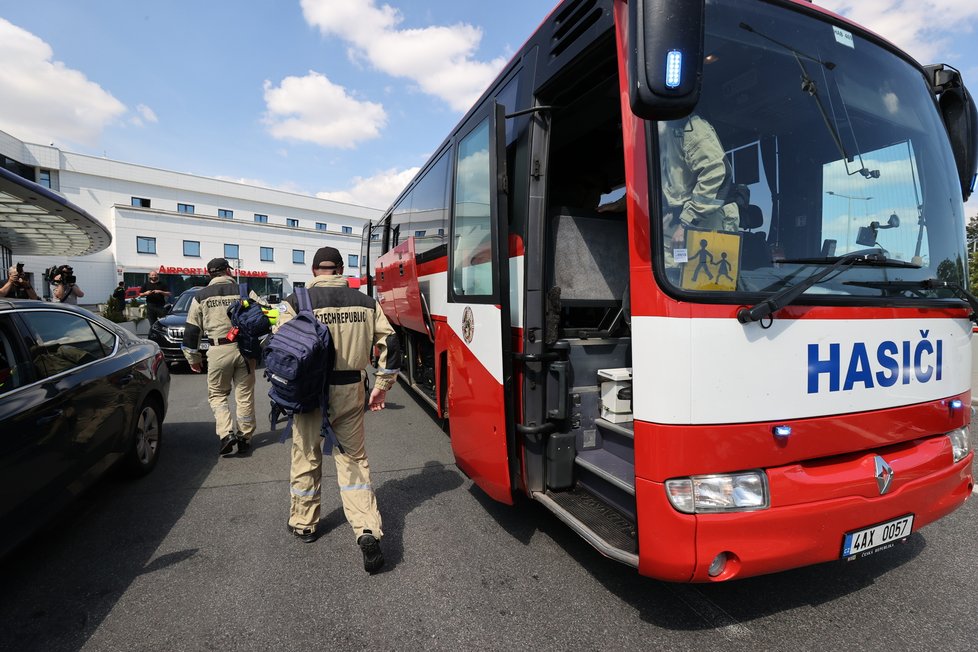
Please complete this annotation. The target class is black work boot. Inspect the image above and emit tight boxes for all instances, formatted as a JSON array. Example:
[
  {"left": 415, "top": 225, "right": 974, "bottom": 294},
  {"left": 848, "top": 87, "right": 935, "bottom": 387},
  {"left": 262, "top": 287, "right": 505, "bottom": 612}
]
[
  {"left": 358, "top": 530, "right": 384, "bottom": 574},
  {"left": 288, "top": 524, "right": 318, "bottom": 543},
  {"left": 219, "top": 433, "right": 236, "bottom": 455},
  {"left": 235, "top": 430, "right": 251, "bottom": 455}
]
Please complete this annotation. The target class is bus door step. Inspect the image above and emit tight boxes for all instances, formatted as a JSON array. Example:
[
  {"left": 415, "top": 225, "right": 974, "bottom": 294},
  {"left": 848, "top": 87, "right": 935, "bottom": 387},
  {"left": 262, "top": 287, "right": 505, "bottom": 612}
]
[{"left": 534, "top": 487, "right": 638, "bottom": 567}]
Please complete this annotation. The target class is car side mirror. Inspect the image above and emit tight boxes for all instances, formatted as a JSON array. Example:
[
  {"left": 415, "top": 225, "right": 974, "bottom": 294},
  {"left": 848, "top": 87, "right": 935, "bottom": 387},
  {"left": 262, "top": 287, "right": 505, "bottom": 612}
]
[{"left": 164, "top": 304, "right": 173, "bottom": 314}]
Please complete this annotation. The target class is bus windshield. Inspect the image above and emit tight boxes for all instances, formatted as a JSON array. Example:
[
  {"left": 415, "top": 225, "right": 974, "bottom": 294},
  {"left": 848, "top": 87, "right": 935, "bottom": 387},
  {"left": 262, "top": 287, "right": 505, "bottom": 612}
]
[{"left": 653, "top": 0, "right": 968, "bottom": 303}]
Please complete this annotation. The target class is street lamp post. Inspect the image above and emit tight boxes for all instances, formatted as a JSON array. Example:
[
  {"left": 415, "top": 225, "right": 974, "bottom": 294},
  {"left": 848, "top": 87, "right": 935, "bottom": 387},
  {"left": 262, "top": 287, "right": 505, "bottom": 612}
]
[{"left": 826, "top": 191, "right": 872, "bottom": 251}]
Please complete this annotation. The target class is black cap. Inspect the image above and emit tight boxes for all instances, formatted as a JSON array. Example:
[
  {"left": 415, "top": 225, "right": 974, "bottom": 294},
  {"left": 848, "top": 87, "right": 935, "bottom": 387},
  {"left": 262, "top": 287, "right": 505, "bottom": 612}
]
[
  {"left": 312, "top": 247, "right": 344, "bottom": 270},
  {"left": 206, "top": 257, "right": 231, "bottom": 274}
]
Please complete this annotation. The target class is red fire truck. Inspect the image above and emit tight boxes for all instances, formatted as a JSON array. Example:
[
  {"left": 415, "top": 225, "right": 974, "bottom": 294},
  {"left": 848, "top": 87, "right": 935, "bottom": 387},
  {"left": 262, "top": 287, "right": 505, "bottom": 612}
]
[{"left": 361, "top": 0, "right": 978, "bottom": 581}]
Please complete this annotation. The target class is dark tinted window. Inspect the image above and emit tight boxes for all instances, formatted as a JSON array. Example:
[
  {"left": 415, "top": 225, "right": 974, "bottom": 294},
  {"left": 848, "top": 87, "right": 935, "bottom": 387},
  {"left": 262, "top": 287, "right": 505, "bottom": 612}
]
[
  {"left": 410, "top": 151, "right": 450, "bottom": 256},
  {"left": 19, "top": 312, "right": 109, "bottom": 378}
]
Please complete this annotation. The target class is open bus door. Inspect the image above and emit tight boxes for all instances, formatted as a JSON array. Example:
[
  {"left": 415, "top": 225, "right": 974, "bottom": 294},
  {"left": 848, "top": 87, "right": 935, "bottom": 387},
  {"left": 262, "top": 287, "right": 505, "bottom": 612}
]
[
  {"left": 359, "top": 221, "right": 372, "bottom": 294},
  {"left": 446, "top": 103, "right": 515, "bottom": 504}
]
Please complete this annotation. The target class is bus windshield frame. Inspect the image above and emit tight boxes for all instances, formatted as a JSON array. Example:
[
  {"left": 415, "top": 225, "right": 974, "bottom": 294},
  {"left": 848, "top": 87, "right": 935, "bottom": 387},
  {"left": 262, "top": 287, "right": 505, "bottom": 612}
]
[{"left": 650, "top": 0, "right": 968, "bottom": 307}]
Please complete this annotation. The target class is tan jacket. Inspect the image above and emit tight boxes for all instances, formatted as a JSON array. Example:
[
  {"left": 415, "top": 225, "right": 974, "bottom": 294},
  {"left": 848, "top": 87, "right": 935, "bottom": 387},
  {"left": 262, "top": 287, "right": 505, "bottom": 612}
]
[
  {"left": 182, "top": 275, "right": 247, "bottom": 365},
  {"left": 275, "top": 275, "right": 400, "bottom": 391}
]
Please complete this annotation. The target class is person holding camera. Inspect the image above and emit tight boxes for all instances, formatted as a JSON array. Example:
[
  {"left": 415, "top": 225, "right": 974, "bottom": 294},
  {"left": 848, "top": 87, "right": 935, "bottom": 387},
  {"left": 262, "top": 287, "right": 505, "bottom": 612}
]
[
  {"left": 1, "top": 265, "right": 39, "bottom": 300},
  {"left": 52, "top": 267, "right": 84, "bottom": 304}
]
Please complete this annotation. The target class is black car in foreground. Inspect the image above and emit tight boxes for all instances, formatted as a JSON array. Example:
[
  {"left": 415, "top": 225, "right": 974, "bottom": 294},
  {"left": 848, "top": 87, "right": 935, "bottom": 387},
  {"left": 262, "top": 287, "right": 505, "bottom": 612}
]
[
  {"left": 0, "top": 299, "right": 170, "bottom": 558},
  {"left": 148, "top": 287, "right": 210, "bottom": 368}
]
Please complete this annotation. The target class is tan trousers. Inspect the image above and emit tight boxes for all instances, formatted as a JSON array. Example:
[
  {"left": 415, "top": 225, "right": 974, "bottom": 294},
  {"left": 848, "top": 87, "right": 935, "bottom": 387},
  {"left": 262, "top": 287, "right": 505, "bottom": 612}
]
[
  {"left": 205, "top": 343, "right": 256, "bottom": 439},
  {"left": 288, "top": 377, "right": 382, "bottom": 540}
]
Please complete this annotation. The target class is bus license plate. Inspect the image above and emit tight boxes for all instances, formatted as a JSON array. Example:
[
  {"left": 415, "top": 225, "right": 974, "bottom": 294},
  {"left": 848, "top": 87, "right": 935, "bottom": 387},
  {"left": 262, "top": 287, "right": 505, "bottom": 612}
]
[{"left": 841, "top": 514, "right": 914, "bottom": 559}]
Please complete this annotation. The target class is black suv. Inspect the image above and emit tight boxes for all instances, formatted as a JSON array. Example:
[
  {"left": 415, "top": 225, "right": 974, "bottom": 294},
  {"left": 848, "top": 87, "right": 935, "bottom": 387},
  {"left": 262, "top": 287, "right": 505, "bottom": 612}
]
[{"left": 148, "top": 287, "right": 210, "bottom": 368}]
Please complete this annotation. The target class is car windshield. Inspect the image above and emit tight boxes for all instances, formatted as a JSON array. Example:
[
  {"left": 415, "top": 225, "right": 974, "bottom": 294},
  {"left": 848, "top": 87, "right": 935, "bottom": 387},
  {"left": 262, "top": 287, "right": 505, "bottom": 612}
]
[
  {"left": 653, "top": 0, "right": 967, "bottom": 303},
  {"left": 172, "top": 290, "right": 199, "bottom": 313}
]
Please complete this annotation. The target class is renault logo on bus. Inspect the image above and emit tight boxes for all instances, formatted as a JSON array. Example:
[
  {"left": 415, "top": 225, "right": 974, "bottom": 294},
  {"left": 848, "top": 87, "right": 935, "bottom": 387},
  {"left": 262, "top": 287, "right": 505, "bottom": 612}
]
[{"left": 874, "top": 456, "right": 894, "bottom": 495}]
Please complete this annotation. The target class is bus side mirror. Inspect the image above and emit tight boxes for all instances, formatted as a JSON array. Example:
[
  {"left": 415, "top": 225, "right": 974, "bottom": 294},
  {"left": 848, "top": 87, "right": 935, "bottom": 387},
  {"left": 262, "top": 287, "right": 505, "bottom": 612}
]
[
  {"left": 627, "top": 0, "right": 705, "bottom": 120},
  {"left": 925, "top": 64, "right": 978, "bottom": 201}
]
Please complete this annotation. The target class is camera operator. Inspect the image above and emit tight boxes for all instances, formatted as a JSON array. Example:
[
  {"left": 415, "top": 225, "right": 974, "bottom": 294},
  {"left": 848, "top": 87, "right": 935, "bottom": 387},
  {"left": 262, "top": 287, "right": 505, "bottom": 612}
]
[
  {"left": 1, "top": 264, "right": 39, "bottom": 300},
  {"left": 50, "top": 265, "right": 84, "bottom": 304}
]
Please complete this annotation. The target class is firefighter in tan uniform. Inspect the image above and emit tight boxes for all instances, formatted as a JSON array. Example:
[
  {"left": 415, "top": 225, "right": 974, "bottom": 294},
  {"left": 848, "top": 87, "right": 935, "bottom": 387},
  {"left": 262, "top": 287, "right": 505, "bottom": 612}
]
[
  {"left": 182, "top": 257, "right": 257, "bottom": 456},
  {"left": 276, "top": 247, "right": 400, "bottom": 574},
  {"left": 658, "top": 114, "right": 740, "bottom": 267}
]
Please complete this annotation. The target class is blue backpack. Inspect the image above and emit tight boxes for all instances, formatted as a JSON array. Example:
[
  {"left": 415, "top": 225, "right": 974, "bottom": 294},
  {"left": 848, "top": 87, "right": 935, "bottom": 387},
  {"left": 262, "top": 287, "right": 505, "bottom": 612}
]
[
  {"left": 263, "top": 287, "right": 338, "bottom": 452},
  {"left": 226, "top": 283, "right": 271, "bottom": 361}
]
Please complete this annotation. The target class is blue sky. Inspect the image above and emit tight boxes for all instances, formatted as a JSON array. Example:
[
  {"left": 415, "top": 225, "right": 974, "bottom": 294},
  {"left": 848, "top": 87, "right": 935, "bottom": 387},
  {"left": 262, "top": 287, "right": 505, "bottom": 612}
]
[{"left": 0, "top": 0, "right": 975, "bottom": 216}]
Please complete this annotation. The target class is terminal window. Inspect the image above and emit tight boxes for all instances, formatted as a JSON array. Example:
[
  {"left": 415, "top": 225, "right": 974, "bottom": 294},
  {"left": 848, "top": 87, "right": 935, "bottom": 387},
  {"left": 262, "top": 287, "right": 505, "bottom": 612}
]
[
  {"left": 316, "top": 222, "right": 327, "bottom": 231},
  {"left": 287, "top": 218, "right": 299, "bottom": 228},
  {"left": 255, "top": 214, "right": 268, "bottom": 223},
  {"left": 225, "top": 244, "right": 239, "bottom": 259},
  {"left": 342, "top": 226, "right": 353, "bottom": 234},
  {"left": 137, "top": 236, "right": 157, "bottom": 254},
  {"left": 260, "top": 247, "right": 274, "bottom": 262},
  {"left": 218, "top": 209, "right": 233, "bottom": 219},
  {"left": 131, "top": 197, "right": 150, "bottom": 208},
  {"left": 183, "top": 240, "right": 200, "bottom": 257},
  {"left": 293, "top": 249, "right": 304, "bottom": 264},
  {"left": 178, "top": 203, "right": 194, "bottom": 214}
]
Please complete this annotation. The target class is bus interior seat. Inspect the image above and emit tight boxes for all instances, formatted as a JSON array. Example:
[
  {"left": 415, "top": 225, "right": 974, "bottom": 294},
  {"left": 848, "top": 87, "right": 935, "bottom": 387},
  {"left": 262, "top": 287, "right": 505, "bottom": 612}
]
[
  {"left": 740, "top": 204, "right": 771, "bottom": 270},
  {"left": 550, "top": 207, "right": 629, "bottom": 336}
]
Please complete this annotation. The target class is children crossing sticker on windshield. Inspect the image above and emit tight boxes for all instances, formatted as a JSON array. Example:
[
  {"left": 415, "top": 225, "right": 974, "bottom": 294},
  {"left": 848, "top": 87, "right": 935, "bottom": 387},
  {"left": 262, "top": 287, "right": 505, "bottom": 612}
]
[{"left": 680, "top": 230, "right": 742, "bottom": 292}]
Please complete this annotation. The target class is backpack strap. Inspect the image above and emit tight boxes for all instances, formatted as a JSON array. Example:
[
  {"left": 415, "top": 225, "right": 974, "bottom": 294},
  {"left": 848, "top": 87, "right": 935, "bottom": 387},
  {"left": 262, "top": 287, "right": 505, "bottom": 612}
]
[
  {"left": 295, "top": 286, "right": 312, "bottom": 314},
  {"left": 239, "top": 282, "right": 248, "bottom": 300}
]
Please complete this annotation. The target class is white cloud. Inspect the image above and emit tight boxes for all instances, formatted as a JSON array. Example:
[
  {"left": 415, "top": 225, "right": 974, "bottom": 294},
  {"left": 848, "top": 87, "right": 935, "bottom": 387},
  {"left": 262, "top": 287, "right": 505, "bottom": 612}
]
[
  {"left": 316, "top": 167, "right": 420, "bottom": 209},
  {"left": 262, "top": 71, "right": 387, "bottom": 148},
  {"left": 136, "top": 104, "right": 158, "bottom": 124},
  {"left": 129, "top": 104, "right": 159, "bottom": 127},
  {"left": 0, "top": 18, "right": 127, "bottom": 147},
  {"left": 300, "top": 0, "right": 508, "bottom": 112},
  {"left": 819, "top": 0, "right": 978, "bottom": 63}
]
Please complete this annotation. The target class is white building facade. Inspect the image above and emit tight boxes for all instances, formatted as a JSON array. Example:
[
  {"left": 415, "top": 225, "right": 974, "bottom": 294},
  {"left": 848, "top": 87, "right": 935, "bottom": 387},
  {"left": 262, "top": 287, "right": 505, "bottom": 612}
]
[{"left": 0, "top": 129, "right": 382, "bottom": 302}]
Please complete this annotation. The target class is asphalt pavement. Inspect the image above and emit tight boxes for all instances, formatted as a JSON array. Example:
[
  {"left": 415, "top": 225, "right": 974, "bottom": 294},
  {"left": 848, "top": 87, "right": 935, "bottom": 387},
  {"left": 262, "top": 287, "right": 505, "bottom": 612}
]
[{"left": 1, "top": 367, "right": 976, "bottom": 651}]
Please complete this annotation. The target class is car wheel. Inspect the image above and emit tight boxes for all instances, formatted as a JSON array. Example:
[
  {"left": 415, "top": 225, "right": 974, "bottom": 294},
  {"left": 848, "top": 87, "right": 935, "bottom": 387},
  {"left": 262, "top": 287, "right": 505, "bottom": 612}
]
[{"left": 122, "top": 399, "right": 162, "bottom": 476}]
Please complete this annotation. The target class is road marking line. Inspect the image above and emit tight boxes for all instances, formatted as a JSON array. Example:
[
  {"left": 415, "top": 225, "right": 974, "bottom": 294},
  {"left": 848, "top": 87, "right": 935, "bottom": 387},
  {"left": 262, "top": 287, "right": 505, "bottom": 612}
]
[{"left": 666, "top": 584, "right": 753, "bottom": 640}]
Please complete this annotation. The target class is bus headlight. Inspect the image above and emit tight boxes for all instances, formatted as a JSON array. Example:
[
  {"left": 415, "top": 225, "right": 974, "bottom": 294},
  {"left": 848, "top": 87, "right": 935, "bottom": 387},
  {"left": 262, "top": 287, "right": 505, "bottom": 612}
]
[
  {"left": 948, "top": 427, "right": 971, "bottom": 463},
  {"left": 665, "top": 471, "right": 769, "bottom": 514}
]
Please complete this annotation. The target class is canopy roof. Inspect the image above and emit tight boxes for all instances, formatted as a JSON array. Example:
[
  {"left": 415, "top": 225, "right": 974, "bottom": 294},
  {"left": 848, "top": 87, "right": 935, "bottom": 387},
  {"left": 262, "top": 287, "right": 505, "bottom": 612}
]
[{"left": 0, "top": 166, "right": 110, "bottom": 256}]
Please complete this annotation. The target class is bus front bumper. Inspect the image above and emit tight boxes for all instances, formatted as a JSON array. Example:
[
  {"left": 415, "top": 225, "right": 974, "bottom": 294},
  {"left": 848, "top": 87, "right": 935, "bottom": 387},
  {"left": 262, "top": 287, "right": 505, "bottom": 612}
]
[{"left": 636, "top": 451, "right": 973, "bottom": 582}]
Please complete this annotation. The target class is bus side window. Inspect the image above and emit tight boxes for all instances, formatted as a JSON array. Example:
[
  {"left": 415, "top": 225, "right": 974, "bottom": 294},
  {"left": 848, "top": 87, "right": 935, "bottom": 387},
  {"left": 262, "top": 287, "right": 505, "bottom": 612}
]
[{"left": 453, "top": 118, "right": 495, "bottom": 298}]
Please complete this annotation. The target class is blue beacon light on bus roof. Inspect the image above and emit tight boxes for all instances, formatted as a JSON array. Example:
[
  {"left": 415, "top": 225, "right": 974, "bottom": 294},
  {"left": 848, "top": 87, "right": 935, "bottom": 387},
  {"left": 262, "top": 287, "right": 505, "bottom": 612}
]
[{"left": 665, "top": 50, "right": 683, "bottom": 88}]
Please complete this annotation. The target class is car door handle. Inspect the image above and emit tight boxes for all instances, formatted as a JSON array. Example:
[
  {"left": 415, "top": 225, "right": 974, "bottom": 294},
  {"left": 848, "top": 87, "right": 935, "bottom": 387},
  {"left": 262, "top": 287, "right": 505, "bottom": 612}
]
[
  {"left": 117, "top": 374, "right": 134, "bottom": 386},
  {"left": 37, "top": 409, "right": 64, "bottom": 426}
]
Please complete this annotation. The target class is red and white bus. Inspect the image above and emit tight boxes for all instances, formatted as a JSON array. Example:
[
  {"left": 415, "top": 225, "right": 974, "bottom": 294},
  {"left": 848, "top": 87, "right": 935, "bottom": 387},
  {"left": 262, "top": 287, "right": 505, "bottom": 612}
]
[{"left": 361, "top": 0, "right": 978, "bottom": 581}]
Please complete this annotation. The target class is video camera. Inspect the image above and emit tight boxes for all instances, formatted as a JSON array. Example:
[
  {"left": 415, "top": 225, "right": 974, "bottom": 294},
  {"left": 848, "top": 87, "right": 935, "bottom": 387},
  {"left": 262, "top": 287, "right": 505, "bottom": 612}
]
[{"left": 45, "top": 264, "right": 76, "bottom": 285}]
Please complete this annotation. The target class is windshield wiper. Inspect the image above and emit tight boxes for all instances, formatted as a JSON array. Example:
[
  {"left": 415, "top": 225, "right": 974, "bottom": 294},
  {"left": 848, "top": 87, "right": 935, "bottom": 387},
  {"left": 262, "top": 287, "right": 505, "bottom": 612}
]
[
  {"left": 739, "top": 22, "right": 879, "bottom": 180},
  {"left": 843, "top": 278, "right": 978, "bottom": 322},
  {"left": 737, "top": 249, "right": 921, "bottom": 324}
]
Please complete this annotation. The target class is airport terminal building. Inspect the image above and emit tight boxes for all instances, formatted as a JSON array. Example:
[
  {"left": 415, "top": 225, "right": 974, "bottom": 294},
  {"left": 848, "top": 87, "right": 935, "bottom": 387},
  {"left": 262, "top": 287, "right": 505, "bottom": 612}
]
[{"left": 0, "top": 129, "right": 382, "bottom": 303}]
